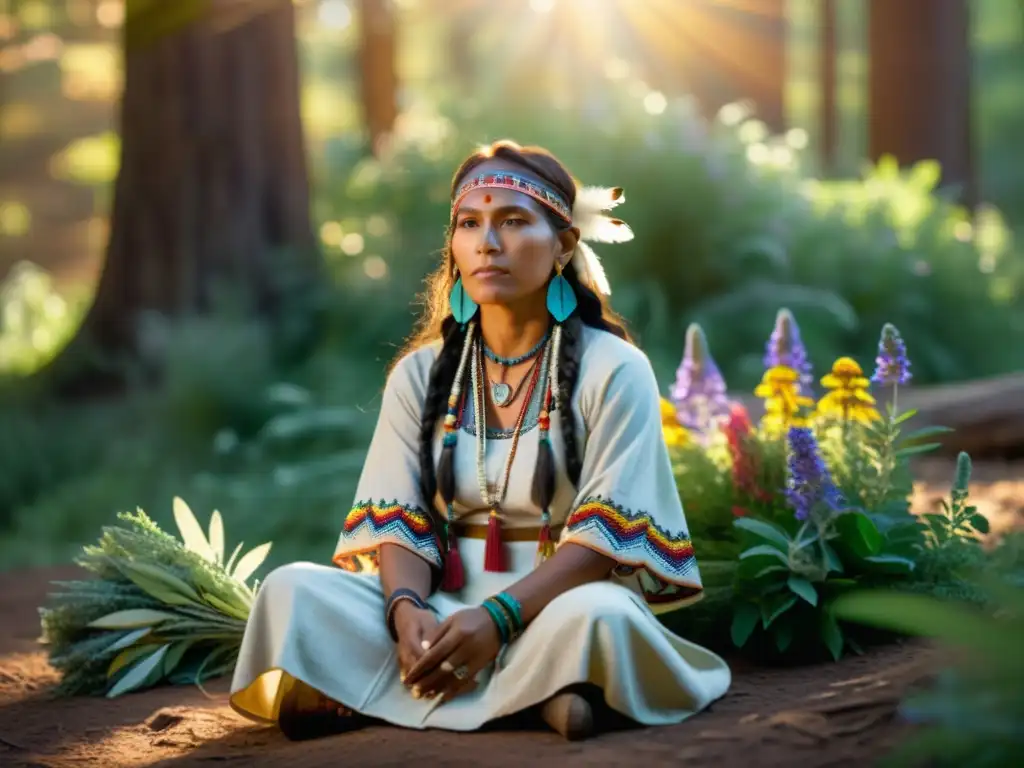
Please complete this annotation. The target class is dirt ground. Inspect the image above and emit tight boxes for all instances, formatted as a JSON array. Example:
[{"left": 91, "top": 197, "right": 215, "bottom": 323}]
[{"left": 1, "top": 458, "right": 1020, "bottom": 768}]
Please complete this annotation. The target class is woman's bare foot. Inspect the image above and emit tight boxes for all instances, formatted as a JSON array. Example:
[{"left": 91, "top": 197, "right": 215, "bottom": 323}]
[
  {"left": 277, "top": 679, "right": 363, "bottom": 741},
  {"left": 540, "top": 691, "right": 595, "bottom": 741}
]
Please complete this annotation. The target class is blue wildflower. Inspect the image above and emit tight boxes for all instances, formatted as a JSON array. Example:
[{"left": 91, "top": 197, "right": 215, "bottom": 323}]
[
  {"left": 765, "top": 308, "right": 814, "bottom": 393},
  {"left": 785, "top": 426, "right": 842, "bottom": 521},
  {"left": 670, "top": 323, "right": 732, "bottom": 436},
  {"left": 871, "top": 323, "right": 912, "bottom": 386}
]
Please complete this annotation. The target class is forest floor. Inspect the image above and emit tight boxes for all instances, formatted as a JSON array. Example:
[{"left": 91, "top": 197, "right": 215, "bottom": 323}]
[{"left": 1, "top": 458, "right": 1020, "bottom": 768}]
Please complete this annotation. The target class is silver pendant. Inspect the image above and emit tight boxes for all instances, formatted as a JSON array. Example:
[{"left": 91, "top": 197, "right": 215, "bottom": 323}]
[{"left": 490, "top": 381, "right": 512, "bottom": 407}]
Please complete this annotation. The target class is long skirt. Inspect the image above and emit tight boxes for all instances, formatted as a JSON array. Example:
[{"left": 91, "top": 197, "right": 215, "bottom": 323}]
[{"left": 229, "top": 538, "right": 732, "bottom": 731}]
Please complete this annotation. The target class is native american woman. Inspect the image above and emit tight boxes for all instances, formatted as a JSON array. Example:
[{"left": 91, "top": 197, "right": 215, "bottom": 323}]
[{"left": 229, "top": 141, "right": 732, "bottom": 741}]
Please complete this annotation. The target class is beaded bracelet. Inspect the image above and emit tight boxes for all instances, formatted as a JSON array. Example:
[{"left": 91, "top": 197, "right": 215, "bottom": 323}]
[
  {"left": 481, "top": 599, "right": 511, "bottom": 643},
  {"left": 385, "top": 588, "right": 428, "bottom": 642},
  {"left": 481, "top": 591, "right": 526, "bottom": 644},
  {"left": 492, "top": 592, "right": 524, "bottom": 636}
]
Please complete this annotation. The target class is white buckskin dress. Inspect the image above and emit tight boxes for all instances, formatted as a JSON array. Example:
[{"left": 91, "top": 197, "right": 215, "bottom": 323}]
[{"left": 229, "top": 325, "right": 732, "bottom": 730}]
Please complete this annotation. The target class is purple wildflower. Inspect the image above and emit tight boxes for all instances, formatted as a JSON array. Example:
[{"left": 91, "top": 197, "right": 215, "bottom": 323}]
[
  {"left": 765, "top": 308, "right": 814, "bottom": 392},
  {"left": 871, "top": 323, "right": 912, "bottom": 386},
  {"left": 785, "top": 426, "right": 842, "bottom": 521},
  {"left": 670, "top": 323, "right": 732, "bottom": 436}
]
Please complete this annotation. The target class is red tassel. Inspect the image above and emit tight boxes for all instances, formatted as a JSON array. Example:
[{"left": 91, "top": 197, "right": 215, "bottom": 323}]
[
  {"left": 441, "top": 530, "right": 465, "bottom": 591},
  {"left": 484, "top": 510, "right": 508, "bottom": 572}
]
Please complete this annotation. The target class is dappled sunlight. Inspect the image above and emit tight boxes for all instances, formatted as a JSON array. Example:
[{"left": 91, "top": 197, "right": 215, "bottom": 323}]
[
  {"left": 0, "top": 262, "right": 81, "bottom": 375},
  {"left": 0, "top": 201, "right": 31, "bottom": 237},
  {"left": 60, "top": 43, "right": 122, "bottom": 101},
  {"left": 0, "top": 103, "right": 44, "bottom": 139},
  {"left": 301, "top": 81, "right": 360, "bottom": 141},
  {"left": 50, "top": 131, "right": 120, "bottom": 185}
]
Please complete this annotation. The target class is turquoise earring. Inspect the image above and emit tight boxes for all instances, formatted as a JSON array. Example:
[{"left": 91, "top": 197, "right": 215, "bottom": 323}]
[
  {"left": 449, "top": 274, "right": 478, "bottom": 324},
  {"left": 546, "top": 261, "right": 577, "bottom": 322}
]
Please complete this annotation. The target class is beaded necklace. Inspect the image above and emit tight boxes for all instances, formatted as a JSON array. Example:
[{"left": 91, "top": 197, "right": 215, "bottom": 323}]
[
  {"left": 436, "top": 322, "right": 563, "bottom": 589},
  {"left": 473, "top": 333, "right": 548, "bottom": 571},
  {"left": 482, "top": 331, "right": 550, "bottom": 408}
]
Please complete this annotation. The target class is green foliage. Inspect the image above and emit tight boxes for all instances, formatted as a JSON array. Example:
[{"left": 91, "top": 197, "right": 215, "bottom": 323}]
[
  {"left": 667, "top": 315, "right": 993, "bottom": 662},
  {"left": 317, "top": 91, "right": 1024, "bottom": 389},
  {"left": 720, "top": 421, "right": 994, "bottom": 662},
  {"left": 39, "top": 498, "right": 269, "bottom": 697},
  {"left": 832, "top": 544, "right": 1024, "bottom": 768}
]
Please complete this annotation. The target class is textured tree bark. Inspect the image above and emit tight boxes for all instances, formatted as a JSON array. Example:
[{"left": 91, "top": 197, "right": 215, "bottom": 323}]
[
  {"left": 867, "top": 0, "right": 976, "bottom": 204},
  {"left": 51, "top": 0, "right": 316, "bottom": 391},
  {"left": 357, "top": 0, "right": 397, "bottom": 155}
]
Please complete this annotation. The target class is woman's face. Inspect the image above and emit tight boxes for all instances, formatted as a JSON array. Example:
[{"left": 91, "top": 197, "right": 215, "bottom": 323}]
[{"left": 450, "top": 161, "right": 577, "bottom": 310}]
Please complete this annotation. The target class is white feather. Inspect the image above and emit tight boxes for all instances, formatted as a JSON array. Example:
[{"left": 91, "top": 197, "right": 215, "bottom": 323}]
[
  {"left": 574, "top": 185, "right": 626, "bottom": 215},
  {"left": 578, "top": 214, "right": 634, "bottom": 244},
  {"left": 569, "top": 184, "right": 628, "bottom": 295},
  {"left": 573, "top": 241, "right": 612, "bottom": 296}
]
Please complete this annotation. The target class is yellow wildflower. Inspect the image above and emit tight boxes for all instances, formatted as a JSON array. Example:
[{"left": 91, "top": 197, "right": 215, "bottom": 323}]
[
  {"left": 660, "top": 397, "right": 691, "bottom": 447},
  {"left": 817, "top": 357, "right": 881, "bottom": 425},
  {"left": 663, "top": 424, "right": 690, "bottom": 447},
  {"left": 754, "top": 365, "right": 814, "bottom": 434},
  {"left": 660, "top": 397, "right": 678, "bottom": 426}
]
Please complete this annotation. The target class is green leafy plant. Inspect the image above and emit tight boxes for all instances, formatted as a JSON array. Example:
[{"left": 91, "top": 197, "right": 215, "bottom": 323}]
[
  {"left": 39, "top": 498, "right": 270, "bottom": 697},
  {"left": 664, "top": 313, "right": 989, "bottom": 661},
  {"left": 920, "top": 451, "right": 991, "bottom": 551},
  {"left": 728, "top": 488, "right": 919, "bottom": 661}
]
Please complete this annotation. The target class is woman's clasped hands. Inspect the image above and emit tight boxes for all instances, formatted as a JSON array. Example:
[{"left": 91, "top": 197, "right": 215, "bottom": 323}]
[{"left": 397, "top": 605, "right": 502, "bottom": 703}]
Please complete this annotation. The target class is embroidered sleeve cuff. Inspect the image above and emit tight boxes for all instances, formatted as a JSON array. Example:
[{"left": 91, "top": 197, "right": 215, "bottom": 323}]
[
  {"left": 560, "top": 497, "right": 703, "bottom": 614},
  {"left": 332, "top": 500, "right": 442, "bottom": 573}
]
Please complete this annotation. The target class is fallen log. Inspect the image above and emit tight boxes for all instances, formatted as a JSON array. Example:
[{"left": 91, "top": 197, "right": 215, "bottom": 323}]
[{"left": 731, "top": 371, "right": 1024, "bottom": 459}]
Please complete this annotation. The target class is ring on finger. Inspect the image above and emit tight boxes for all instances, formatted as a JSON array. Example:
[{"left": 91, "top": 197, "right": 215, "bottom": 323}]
[{"left": 453, "top": 664, "right": 469, "bottom": 681}]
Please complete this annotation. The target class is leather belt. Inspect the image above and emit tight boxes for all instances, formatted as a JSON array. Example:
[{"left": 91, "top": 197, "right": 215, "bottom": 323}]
[{"left": 452, "top": 522, "right": 563, "bottom": 542}]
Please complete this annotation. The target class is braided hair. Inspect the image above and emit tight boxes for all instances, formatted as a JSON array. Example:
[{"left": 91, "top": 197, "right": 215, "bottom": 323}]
[{"left": 399, "top": 140, "right": 632, "bottom": 538}]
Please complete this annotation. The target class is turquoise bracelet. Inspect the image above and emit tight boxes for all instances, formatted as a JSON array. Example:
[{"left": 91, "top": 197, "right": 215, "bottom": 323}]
[
  {"left": 481, "top": 599, "right": 512, "bottom": 644},
  {"left": 492, "top": 592, "right": 524, "bottom": 637}
]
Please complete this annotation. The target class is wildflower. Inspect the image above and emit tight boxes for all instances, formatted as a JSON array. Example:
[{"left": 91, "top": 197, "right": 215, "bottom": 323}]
[
  {"left": 660, "top": 397, "right": 678, "bottom": 425},
  {"left": 818, "top": 357, "right": 881, "bottom": 425},
  {"left": 669, "top": 323, "right": 732, "bottom": 437},
  {"left": 723, "top": 403, "right": 760, "bottom": 498},
  {"left": 952, "top": 450, "right": 971, "bottom": 506},
  {"left": 871, "top": 323, "right": 912, "bottom": 386},
  {"left": 785, "top": 426, "right": 842, "bottom": 521},
  {"left": 754, "top": 365, "right": 814, "bottom": 434},
  {"left": 660, "top": 397, "right": 691, "bottom": 448},
  {"left": 764, "top": 308, "right": 813, "bottom": 393}
]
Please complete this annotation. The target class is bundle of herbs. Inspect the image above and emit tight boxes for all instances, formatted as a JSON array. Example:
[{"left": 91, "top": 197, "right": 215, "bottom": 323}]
[{"left": 39, "top": 498, "right": 270, "bottom": 697}]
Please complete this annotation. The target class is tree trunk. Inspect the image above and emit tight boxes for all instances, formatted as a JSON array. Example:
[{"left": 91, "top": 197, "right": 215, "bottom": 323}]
[
  {"left": 357, "top": 0, "right": 398, "bottom": 155},
  {"left": 867, "top": 0, "right": 976, "bottom": 204},
  {"left": 51, "top": 0, "right": 316, "bottom": 392},
  {"left": 678, "top": 0, "right": 788, "bottom": 132}
]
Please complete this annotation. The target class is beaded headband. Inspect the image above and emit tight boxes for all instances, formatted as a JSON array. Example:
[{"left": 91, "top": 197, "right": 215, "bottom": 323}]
[{"left": 451, "top": 172, "right": 572, "bottom": 223}]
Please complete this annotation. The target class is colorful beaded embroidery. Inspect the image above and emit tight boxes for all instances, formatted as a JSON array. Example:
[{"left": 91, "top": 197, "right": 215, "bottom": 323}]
[{"left": 452, "top": 172, "right": 573, "bottom": 223}]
